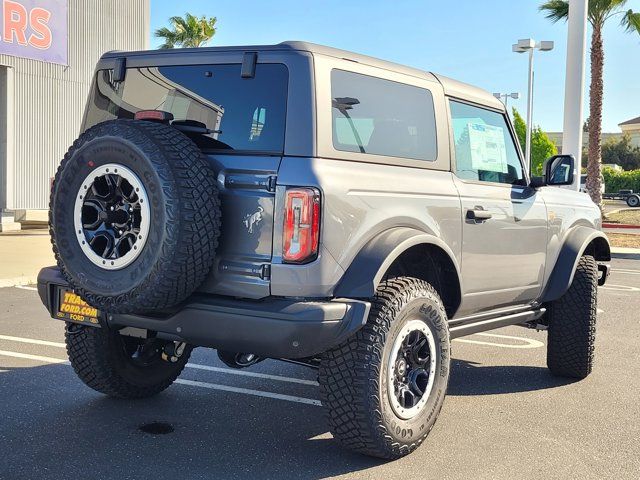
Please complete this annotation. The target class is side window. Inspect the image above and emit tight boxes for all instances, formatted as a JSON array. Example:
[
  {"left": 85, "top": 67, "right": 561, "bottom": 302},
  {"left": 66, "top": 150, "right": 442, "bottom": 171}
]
[
  {"left": 449, "top": 100, "right": 525, "bottom": 185},
  {"left": 331, "top": 69, "right": 437, "bottom": 161}
]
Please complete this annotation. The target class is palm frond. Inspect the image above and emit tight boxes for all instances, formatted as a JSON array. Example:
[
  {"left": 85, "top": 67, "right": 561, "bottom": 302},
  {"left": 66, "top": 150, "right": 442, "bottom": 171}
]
[
  {"left": 621, "top": 9, "right": 640, "bottom": 33},
  {"left": 539, "top": 0, "right": 570, "bottom": 22}
]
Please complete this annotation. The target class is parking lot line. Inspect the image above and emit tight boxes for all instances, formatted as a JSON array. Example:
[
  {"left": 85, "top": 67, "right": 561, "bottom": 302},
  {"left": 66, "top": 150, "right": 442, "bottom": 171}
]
[
  {"left": 175, "top": 378, "right": 321, "bottom": 406},
  {"left": 614, "top": 269, "right": 640, "bottom": 275},
  {"left": 0, "top": 334, "right": 66, "bottom": 348},
  {"left": 0, "top": 334, "right": 318, "bottom": 386},
  {"left": 0, "top": 348, "right": 322, "bottom": 406},
  {"left": 600, "top": 284, "right": 640, "bottom": 292},
  {"left": 187, "top": 363, "right": 319, "bottom": 386},
  {"left": 0, "top": 349, "right": 69, "bottom": 364},
  {"left": 453, "top": 332, "right": 544, "bottom": 349}
]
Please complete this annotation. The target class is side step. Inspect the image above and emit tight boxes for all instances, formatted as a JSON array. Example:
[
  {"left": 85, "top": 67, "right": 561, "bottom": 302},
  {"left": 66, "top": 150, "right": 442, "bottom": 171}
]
[{"left": 449, "top": 308, "right": 546, "bottom": 339}]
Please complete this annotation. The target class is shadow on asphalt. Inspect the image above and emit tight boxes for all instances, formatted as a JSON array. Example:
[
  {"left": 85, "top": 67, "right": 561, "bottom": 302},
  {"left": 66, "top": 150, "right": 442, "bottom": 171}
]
[
  {"left": 0, "top": 364, "right": 383, "bottom": 480},
  {"left": 448, "top": 359, "right": 578, "bottom": 396},
  {"left": 0, "top": 358, "right": 579, "bottom": 479}
]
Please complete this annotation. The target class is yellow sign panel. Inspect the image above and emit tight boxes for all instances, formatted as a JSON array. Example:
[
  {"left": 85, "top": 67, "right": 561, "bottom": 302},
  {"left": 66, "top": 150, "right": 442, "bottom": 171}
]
[{"left": 57, "top": 291, "right": 99, "bottom": 324}]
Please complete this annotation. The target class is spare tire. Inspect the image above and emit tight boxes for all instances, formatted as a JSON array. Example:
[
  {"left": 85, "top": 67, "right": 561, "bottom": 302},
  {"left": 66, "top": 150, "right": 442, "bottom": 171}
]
[{"left": 50, "top": 119, "right": 221, "bottom": 314}]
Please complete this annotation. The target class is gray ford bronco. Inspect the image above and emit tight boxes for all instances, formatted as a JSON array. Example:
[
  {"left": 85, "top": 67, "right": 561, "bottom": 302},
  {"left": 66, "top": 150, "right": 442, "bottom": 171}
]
[{"left": 38, "top": 41, "right": 611, "bottom": 459}]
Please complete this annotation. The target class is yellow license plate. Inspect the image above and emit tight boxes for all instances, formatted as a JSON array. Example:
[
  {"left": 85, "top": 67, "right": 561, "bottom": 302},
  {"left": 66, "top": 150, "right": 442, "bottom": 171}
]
[{"left": 56, "top": 289, "right": 100, "bottom": 325}]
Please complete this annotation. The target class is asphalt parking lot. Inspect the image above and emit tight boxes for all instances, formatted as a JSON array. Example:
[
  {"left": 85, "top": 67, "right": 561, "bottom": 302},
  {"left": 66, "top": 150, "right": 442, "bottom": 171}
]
[{"left": 1, "top": 257, "right": 639, "bottom": 480}]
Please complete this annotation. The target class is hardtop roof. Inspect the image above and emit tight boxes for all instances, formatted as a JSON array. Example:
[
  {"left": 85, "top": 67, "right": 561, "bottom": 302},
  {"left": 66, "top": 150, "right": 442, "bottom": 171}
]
[{"left": 102, "top": 40, "right": 504, "bottom": 110}]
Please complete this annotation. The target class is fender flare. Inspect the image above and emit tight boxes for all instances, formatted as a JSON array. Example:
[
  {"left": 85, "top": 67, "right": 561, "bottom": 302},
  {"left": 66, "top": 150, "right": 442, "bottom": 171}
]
[
  {"left": 334, "top": 227, "right": 461, "bottom": 298},
  {"left": 540, "top": 225, "right": 611, "bottom": 303}
]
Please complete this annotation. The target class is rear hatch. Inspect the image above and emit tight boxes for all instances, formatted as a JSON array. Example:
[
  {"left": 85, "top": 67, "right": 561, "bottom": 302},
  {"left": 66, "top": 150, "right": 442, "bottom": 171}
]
[{"left": 83, "top": 60, "right": 289, "bottom": 298}]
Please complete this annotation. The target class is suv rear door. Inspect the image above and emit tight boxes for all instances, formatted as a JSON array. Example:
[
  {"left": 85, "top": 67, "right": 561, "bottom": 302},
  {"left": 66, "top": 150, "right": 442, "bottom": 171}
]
[
  {"left": 448, "top": 99, "right": 548, "bottom": 315},
  {"left": 83, "top": 56, "right": 292, "bottom": 299}
]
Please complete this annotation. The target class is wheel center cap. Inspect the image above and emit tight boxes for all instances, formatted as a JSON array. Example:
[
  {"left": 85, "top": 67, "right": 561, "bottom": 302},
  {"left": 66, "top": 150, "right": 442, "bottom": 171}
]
[{"left": 98, "top": 211, "right": 108, "bottom": 221}]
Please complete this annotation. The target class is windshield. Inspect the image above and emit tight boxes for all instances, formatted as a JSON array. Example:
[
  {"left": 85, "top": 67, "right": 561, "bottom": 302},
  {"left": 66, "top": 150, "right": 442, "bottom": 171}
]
[{"left": 84, "top": 63, "right": 289, "bottom": 153}]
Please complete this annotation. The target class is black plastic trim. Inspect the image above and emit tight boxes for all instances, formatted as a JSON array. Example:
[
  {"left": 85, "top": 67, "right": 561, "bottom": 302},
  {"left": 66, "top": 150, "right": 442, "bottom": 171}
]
[
  {"left": 37, "top": 266, "right": 370, "bottom": 359},
  {"left": 449, "top": 308, "right": 546, "bottom": 339}
]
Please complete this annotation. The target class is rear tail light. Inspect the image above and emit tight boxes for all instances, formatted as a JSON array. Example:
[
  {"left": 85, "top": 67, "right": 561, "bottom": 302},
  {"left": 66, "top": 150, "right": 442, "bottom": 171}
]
[
  {"left": 134, "top": 110, "right": 174, "bottom": 123},
  {"left": 282, "top": 188, "right": 320, "bottom": 264}
]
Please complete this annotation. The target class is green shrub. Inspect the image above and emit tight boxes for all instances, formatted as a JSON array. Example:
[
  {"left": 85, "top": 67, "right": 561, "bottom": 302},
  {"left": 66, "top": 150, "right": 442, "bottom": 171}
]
[{"left": 602, "top": 167, "right": 640, "bottom": 193}]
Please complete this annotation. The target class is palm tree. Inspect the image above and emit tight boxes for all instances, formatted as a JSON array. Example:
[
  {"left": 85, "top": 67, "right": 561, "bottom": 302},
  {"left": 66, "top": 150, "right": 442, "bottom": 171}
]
[
  {"left": 540, "top": 1, "right": 640, "bottom": 206},
  {"left": 155, "top": 13, "right": 217, "bottom": 49}
]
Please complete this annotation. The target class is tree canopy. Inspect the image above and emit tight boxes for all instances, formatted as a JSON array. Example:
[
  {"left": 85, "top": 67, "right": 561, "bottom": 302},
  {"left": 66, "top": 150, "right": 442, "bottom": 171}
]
[{"left": 155, "top": 13, "right": 217, "bottom": 49}]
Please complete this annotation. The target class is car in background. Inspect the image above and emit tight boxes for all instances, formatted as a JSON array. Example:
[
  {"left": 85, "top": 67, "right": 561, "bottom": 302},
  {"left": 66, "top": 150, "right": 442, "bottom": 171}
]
[{"left": 580, "top": 174, "right": 606, "bottom": 195}]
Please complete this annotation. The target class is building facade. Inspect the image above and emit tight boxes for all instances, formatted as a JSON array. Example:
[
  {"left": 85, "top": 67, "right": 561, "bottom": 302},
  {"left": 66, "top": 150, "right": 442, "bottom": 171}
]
[
  {"left": 1, "top": 0, "right": 150, "bottom": 231},
  {"left": 547, "top": 115, "right": 640, "bottom": 155}
]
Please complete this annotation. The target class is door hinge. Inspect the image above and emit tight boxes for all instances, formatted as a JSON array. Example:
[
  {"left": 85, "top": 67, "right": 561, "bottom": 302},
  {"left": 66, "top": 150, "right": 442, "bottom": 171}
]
[
  {"left": 267, "top": 176, "right": 277, "bottom": 192},
  {"left": 260, "top": 264, "right": 271, "bottom": 280}
]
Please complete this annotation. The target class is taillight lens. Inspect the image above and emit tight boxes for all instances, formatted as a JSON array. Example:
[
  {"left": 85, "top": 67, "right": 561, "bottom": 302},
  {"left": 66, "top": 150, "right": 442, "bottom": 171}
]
[{"left": 283, "top": 188, "right": 320, "bottom": 264}]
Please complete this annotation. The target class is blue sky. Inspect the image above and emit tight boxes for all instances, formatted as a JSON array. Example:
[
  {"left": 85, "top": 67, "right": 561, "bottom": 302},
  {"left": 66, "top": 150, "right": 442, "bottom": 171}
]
[{"left": 150, "top": 0, "right": 640, "bottom": 132}]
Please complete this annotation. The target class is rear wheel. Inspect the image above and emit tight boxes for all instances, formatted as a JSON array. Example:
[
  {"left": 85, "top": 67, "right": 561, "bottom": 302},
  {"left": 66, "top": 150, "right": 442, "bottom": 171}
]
[
  {"left": 546, "top": 255, "right": 598, "bottom": 379},
  {"left": 627, "top": 194, "right": 640, "bottom": 208},
  {"left": 65, "top": 324, "right": 192, "bottom": 398},
  {"left": 319, "top": 277, "right": 450, "bottom": 459}
]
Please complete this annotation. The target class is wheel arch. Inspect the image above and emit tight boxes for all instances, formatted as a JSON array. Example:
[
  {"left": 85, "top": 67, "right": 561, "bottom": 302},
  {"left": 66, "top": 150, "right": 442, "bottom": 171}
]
[
  {"left": 334, "top": 227, "right": 462, "bottom": 318},
  {"left": 540, "top": 226, "right": 610, "bottom": 303}
]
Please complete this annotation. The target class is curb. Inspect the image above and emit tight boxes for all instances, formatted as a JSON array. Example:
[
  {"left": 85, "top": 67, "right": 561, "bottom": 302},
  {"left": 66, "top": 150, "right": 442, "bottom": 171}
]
[
  {"left": 0, "top": 276, "right": 38, "bottom": 288},
  {"left": 603, "top": 223, "right": 640, "bottom": 229}
]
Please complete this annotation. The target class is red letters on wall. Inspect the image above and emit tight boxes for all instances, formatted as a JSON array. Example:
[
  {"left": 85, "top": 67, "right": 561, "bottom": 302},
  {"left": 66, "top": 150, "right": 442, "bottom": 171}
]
[{"left": 2, "top": 0, "right": 53, "bottom": 50}]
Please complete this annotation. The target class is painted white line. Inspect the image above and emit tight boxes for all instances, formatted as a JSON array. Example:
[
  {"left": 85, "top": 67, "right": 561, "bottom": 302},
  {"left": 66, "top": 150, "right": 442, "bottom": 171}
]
[
  {"left": 175, "top": 379, "right": 321, "bottom": 406},
  {"left": 0, "top": 349, "right": 69, "bottom": 364},
  {"left": 187, "top": 363, "right": 319, "bottom": 386},
  {"left": 601, "top": 284, "right": 640, "bottom": 292},
  {"left": 0, "top": 349, "right": 321, "bottom": 406},
  {"left": 0, "top": 334, "right": 318, "bottom": 386},
  {"left": 454, "top": 332, "right": 544, "bottom": 349},
  {"left": 15, "top": 285, "right": 38, "bottom": 291},
  {"left": 614, "top": 269, "right": 640, "bottom": 275},
  {"left": 0, "top": 334, "right": 65, "bottom": 348}
]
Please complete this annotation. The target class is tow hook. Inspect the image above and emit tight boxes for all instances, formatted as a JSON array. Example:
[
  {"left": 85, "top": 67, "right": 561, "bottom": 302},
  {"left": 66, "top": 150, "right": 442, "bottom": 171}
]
[{"left": 161, "top": 341, "right": 187, "bottom": 363}]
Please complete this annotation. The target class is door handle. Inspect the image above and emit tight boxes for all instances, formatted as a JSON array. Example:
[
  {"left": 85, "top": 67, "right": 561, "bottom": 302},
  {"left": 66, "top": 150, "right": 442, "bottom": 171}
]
[{"left": 466, "top": 207, "right": 492, "bottom": 222}]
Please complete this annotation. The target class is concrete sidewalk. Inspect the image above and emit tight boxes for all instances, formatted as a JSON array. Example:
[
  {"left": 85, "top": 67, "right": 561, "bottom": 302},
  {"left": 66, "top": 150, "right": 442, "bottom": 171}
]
[{"left": 0, "top": 230, "right": 55, "bottom": 287}]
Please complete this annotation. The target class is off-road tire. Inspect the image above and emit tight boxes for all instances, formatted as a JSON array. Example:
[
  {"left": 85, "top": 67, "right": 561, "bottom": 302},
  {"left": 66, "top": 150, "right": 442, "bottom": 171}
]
[
  {"left": 319, "top": 277, "right": 450, "bottom": 459},
  {"left": 50, "top": 119, "right": 221, "bottom": 314},
  {"left": 546, "top": 255, "right": 598, "bottom": 379},
  {"left": 66, "top": 325, "right": 191, "bottom": 398}
]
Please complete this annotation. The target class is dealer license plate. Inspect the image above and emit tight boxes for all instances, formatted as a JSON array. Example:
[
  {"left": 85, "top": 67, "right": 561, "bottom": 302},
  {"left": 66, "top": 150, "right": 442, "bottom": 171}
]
[{"left": 55, "top": 289, "right": 100, "bottom": 325}]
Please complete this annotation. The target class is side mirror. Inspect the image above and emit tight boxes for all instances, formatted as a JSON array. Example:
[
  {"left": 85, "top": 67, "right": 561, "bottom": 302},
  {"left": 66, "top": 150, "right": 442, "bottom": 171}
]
[{"left": 531, "top": 154, "right": 575, "bottom": 187}]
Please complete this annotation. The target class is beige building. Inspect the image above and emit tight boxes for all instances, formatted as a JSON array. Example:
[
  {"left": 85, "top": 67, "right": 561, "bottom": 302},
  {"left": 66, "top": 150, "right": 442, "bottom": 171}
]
[
  {"left": 1, "top": 0, "right": 150, "bottom": 232},
  {"left": 547, "top": 115, "right": 640, "bottom": 153},
  {"left": 618, "top": 116, "right": 640, "bottom": 147}
]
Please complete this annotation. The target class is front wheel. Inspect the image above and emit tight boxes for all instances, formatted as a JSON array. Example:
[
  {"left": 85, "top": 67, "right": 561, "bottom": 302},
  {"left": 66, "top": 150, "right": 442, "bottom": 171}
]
[
  {"left": 66, "top": 324, "right": 192, "bottom": 398},
  {"left": 319, "top": 277, "right": 450, "bottom": 459},
  {"left": 546, "top": 255, "right": 598, "bottom": 379},
  {"left": 627, "top": 194, "right": 640, "bottom": 208}
]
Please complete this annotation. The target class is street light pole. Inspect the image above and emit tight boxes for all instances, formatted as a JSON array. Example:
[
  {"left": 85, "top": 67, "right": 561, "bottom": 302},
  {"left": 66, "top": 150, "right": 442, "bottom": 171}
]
[
  {"left": 513, "top": 39, "right": 554, "bottom": 167},
  {"left": 562, "top": 0, "right": 588, "bottom": 191},
  {"left": 526, "top": 47, "right": 535, "bottom": 169},
  {"left": 493, "top": 92, "right": 520, "bottom": 110}
]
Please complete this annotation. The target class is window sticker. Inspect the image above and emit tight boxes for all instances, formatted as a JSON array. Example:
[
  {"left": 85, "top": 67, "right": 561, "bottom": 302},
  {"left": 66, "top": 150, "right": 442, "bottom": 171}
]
[{"left": 467, "top": 123, "right": 508, "bottom": 173}]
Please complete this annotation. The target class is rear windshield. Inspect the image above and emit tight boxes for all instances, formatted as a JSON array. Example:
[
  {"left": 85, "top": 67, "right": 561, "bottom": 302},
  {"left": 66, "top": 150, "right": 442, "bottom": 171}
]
[{"left": 84, "top": 63, "right": 289, "bottom": 153}]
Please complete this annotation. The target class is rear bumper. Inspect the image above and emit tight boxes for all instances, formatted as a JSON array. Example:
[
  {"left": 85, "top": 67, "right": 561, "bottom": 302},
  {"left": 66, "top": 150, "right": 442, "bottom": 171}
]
[{"left": 37, "top": 266, "right": 370, "bottom": 359}]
